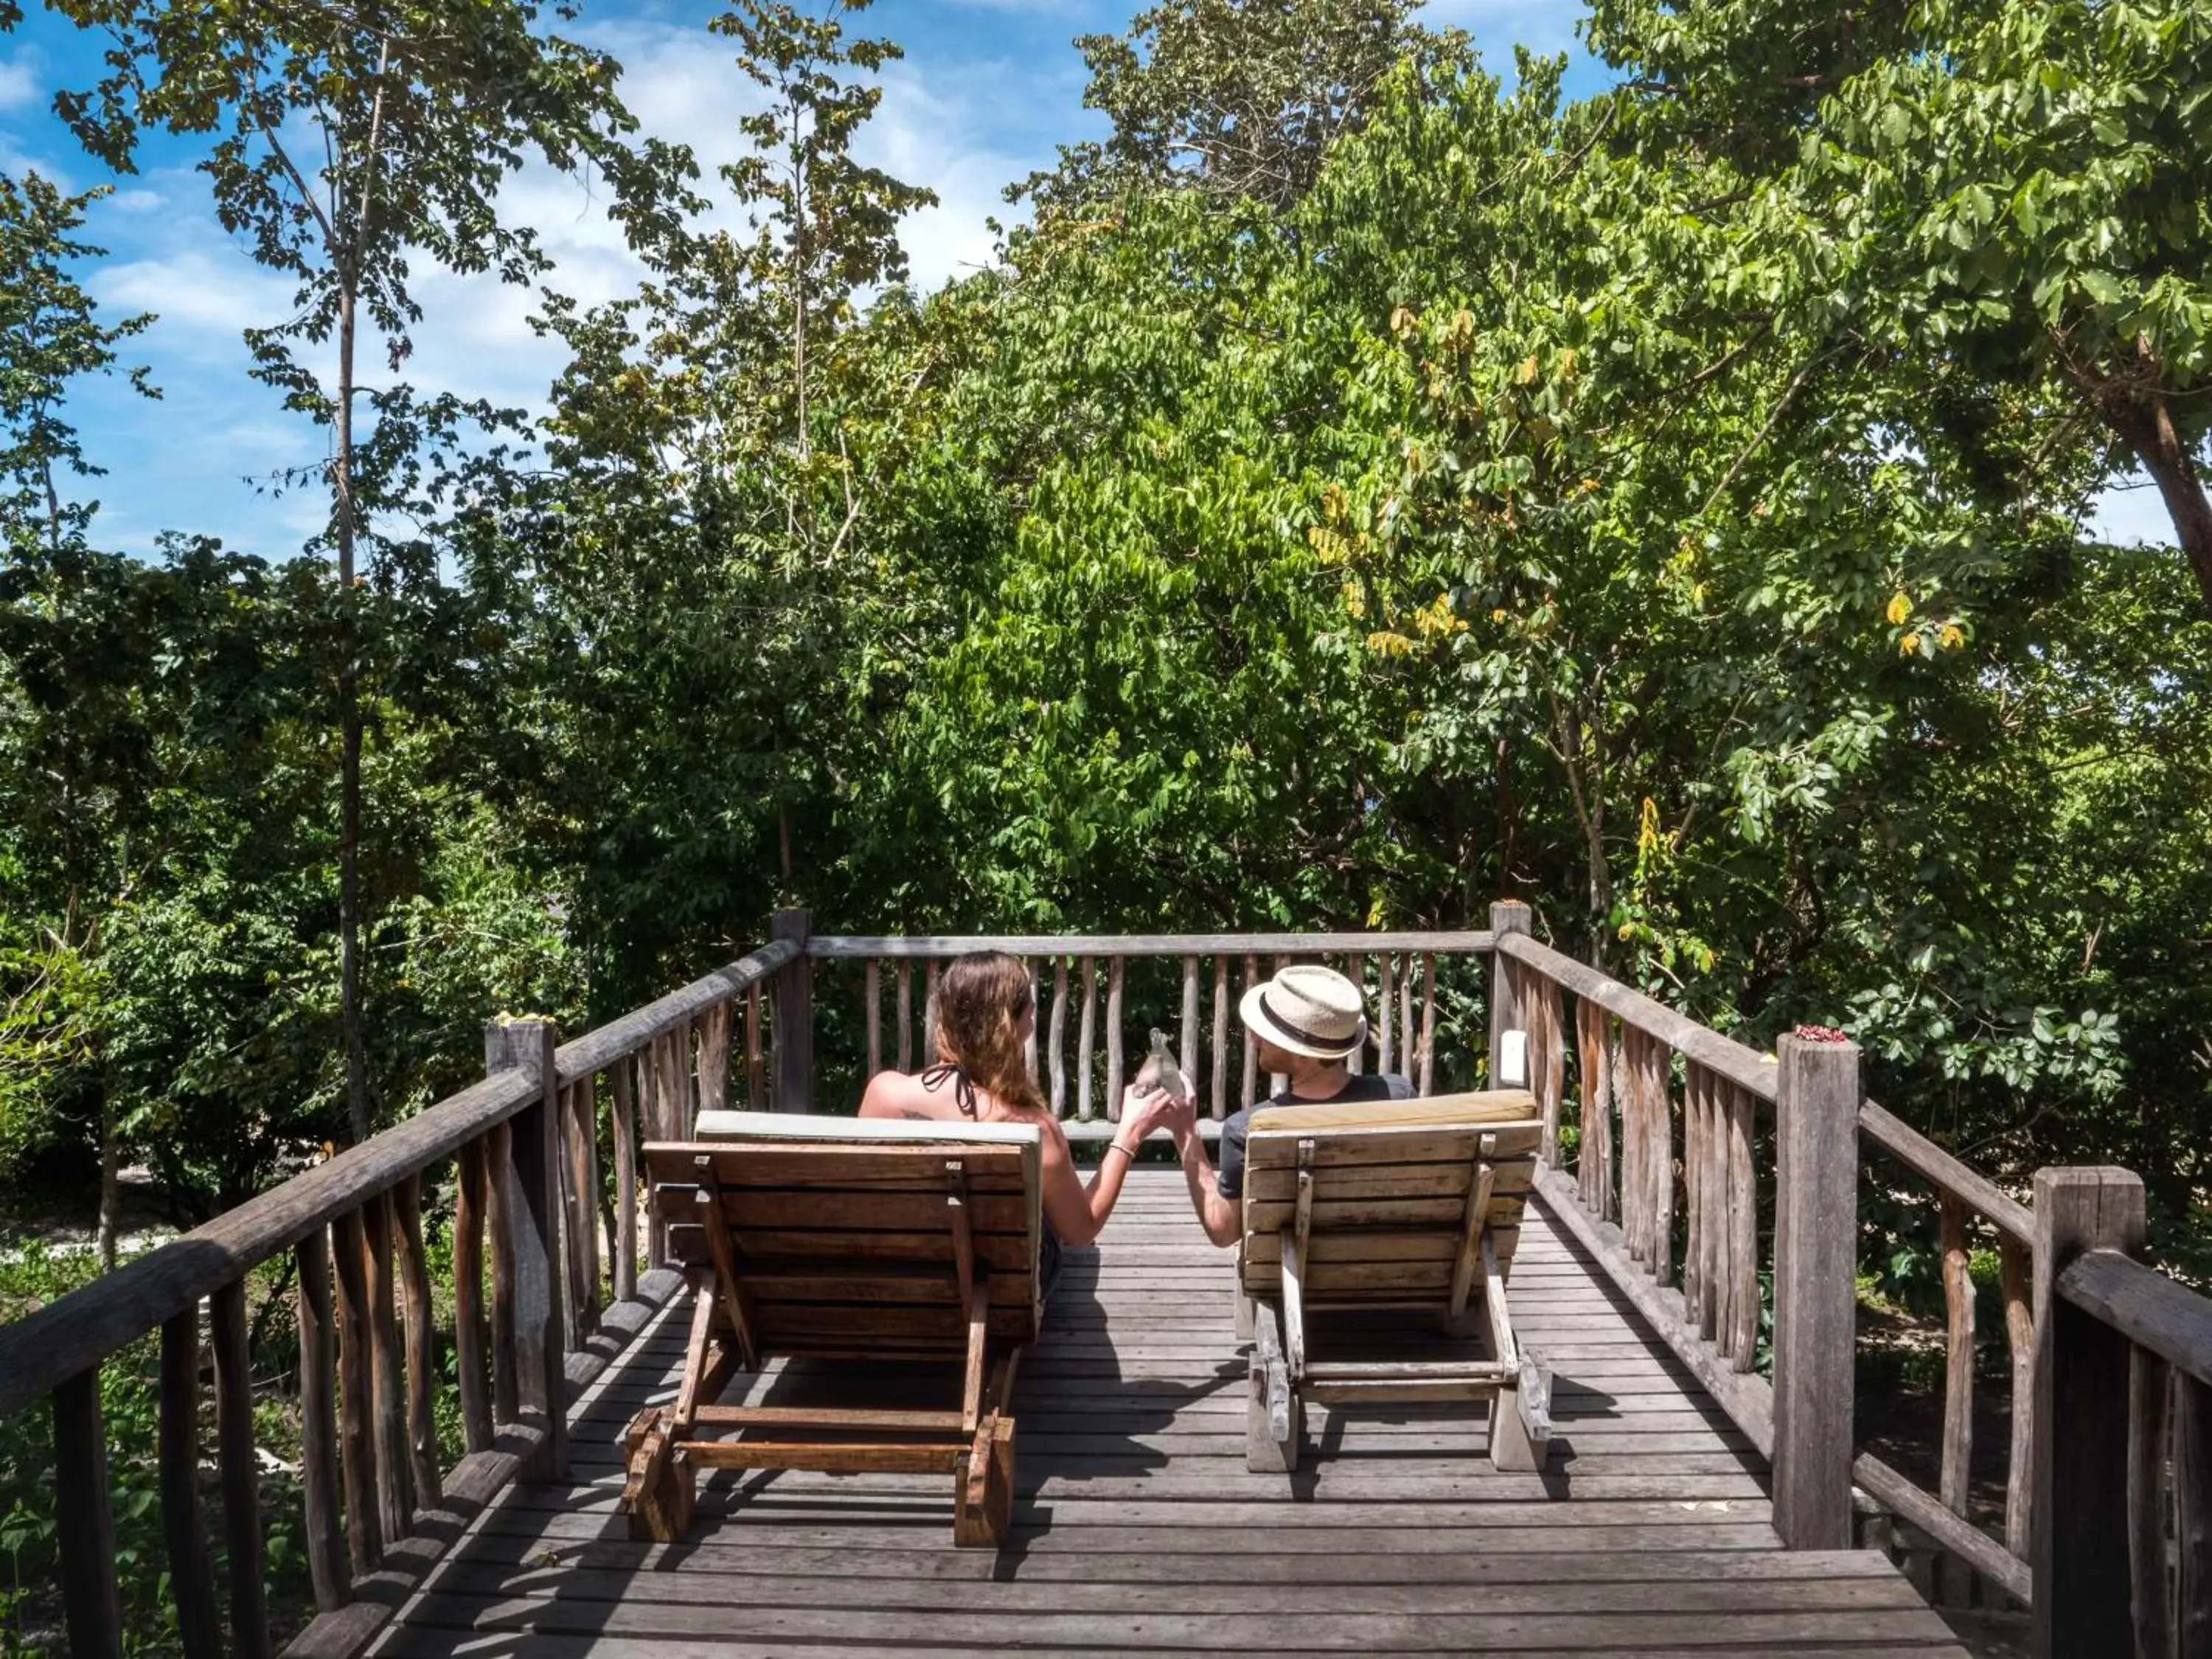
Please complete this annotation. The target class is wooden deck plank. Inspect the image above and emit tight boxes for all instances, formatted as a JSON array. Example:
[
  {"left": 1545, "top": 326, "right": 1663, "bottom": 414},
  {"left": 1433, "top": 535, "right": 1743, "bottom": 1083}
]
[{"left": 367, "top": 1171, "right": 1966, "bottom": 1659}]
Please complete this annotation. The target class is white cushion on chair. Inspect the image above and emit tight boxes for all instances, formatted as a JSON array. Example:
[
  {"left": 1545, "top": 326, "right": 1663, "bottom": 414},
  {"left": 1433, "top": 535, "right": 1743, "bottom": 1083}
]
[{"left": 693, "top": 1110, "right": 1041, "bottom": 1148}]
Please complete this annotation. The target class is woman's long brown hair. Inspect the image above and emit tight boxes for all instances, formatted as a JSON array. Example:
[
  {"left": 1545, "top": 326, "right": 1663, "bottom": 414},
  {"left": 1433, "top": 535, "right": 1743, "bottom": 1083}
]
[{"left": 935, "top": 952, "right": 1046, "bottom": 1116}]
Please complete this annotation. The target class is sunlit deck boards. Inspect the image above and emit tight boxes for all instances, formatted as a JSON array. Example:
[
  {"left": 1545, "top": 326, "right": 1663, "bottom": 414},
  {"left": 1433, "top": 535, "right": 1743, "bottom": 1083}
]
[{"left": 366, "top": 1169, "right": 1966, "bottom": 1657}]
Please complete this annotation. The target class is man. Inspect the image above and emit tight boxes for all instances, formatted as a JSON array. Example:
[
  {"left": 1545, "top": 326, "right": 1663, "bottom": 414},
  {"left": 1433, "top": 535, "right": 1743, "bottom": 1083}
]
[{"left": 1163, "top": 964, "right": 1411, "bottom": 1245}]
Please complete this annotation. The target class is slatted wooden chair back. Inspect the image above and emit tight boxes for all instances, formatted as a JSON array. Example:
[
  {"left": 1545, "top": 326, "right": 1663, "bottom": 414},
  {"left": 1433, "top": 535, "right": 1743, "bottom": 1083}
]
[
  {"left": 624, "top": 1113, "right": 1043, "bottom": 1548},
  {"left": 1237, "top": 1090, "right": 1540, "bottom": 1309},
  {"left": 648, "top": 1110, "right": 1045, "bottom": 1359}
]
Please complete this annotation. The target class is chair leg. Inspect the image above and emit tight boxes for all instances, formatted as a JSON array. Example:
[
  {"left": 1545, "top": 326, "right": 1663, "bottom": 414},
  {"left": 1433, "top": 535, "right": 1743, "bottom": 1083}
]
[
  {"left": 1489, "top": 1385, "right": 1545, "bottom": 1472},
  {"left": 1245, "top": 1367, "right": 1302, "bottom": 1472},
  {"left": 953, "top": 1416, "right": 1016, "bottom": 1547},
  {"left": 619, "top": 1413, "right": 696, "bottom": 1540}
]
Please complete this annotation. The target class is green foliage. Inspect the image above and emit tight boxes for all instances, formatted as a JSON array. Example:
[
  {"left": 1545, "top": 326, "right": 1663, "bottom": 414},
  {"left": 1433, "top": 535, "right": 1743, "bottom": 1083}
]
[
  {"left": 1588, "top": 0, "right": 2212, "bottom": 614},
  {"left": 1022, "top": 0, "right": 1462, "bottom": 210},
  {"left": 0, "top": 16, "right": 2208, "bottom": 1649}
]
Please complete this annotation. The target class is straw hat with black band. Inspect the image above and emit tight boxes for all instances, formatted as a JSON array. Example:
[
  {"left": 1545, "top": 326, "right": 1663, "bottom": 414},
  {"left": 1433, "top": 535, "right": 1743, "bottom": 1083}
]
[{"left": 1239, "top": 964, "right": 1367, "bottom": 1061}]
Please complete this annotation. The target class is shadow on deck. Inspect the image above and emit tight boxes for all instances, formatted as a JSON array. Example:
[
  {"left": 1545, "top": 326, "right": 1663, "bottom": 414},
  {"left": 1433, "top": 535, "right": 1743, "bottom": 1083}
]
[{"left": 365, "top": 1170, "right": 1966, "bottom": 1658}]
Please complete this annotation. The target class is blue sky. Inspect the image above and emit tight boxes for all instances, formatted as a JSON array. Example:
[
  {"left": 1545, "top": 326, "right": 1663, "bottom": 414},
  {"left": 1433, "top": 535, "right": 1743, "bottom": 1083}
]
[{"left": 0, "top": 0, "right": 2174, "bottom": 560}]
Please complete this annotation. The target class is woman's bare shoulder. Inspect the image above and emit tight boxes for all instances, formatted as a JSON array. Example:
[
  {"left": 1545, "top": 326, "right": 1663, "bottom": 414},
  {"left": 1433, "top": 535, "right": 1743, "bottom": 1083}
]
[{"left": 859, "top": 1069, "right": 950, "bottom": 1121}]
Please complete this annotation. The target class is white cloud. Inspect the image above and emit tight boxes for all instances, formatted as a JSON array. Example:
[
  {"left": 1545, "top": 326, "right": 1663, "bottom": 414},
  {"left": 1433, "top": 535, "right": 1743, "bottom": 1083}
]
[
  {"left": 43, "top": 4, "right": 1074, "bottom": 557},
  {"left": 863, "top": 60, "right": 1030, "bottom": 287},
  {"left": 0, "top": 51, "right": 41, "bottom": 113},
  {"left": 96, "top": 247, "right": 299, "bottom": 352}
]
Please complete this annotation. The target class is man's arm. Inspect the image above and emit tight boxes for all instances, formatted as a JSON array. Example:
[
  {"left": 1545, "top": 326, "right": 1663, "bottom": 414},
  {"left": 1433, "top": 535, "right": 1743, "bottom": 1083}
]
[{"left": 1167, "top": 1101, "right": 1242, "bottom": 1246}]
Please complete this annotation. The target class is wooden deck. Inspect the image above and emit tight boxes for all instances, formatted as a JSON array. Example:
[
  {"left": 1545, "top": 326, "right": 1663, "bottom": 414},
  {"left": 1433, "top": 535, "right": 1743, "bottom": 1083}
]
[{"left": 366, "top": 1169, "right": 1967, "bottom": 1657}]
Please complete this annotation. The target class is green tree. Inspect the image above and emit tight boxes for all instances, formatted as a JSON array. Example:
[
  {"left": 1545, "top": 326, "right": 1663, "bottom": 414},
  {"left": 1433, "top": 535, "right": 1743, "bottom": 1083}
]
[
  {"left": 0, "top": 170, "right": 157, "bottom": 1264},
  {"left": 512, "top": 0, "right": 944, "bottom": 1000},
  {"left": 1587, "top": 0, "right": 2212, "bottom": 616},
  {"left": 1020, "top": 0, "right": 1461, "bottom": 212},
  {"left": 50, "top": 0, "right": 663, "bottom": 1137}
]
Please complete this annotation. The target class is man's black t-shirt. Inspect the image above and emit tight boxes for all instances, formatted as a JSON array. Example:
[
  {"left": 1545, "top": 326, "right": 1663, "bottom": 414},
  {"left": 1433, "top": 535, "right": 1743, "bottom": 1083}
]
[{"left": 1216, "top": 1071, "right": 1416, "bottom": 1199}]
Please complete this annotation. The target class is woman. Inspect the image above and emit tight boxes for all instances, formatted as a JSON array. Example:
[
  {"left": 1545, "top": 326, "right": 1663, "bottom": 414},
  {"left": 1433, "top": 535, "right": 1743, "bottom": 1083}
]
[{"left": 858, "top": 951, "right": 1182, "bottom": 1293}]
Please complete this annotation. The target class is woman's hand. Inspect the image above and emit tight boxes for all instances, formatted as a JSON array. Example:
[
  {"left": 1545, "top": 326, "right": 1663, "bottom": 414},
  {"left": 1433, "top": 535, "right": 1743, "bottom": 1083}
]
[{"left": 1119, "top": 1081, "right": 1186, "bottom": 1143}]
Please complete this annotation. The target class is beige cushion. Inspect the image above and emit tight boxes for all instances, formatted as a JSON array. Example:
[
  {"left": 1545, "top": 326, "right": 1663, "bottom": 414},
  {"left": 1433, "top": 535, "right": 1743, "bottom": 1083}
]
[
  {"left": 1248, "top": 1088, "right": 1537, "bottom": 1135},
  {"left": 694, "top": 1109, "right": 1042, "bottom": 1148}
]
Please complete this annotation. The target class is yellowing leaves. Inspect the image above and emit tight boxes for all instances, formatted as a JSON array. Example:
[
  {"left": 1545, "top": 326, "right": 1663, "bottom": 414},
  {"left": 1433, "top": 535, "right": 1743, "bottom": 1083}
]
[
  {"left": 1885, "top": 591, "right": 1913, "bottom": 625},
  {"left": 1516, "top": 354, "right": 1540, "bottom": 386},
  {"left": 1899, "top": 631, "right": 1920, "bottom": 655},
  {"left": 1390, "top": 305, "right": 1417, "bottom": 338},
  {"left": 1939, "top": 623, "right": 1965, "bottom": 650},
  {"left": 1412, "top": 594, "right": 1467, "bottom": 639},
  {"left": 1365, "top": 630, "right": 1416, "bottom": 658},
  {"left": 1340, "top": 580, "right": 1366, "bottom": 619},
  {"left": 1307, "top": 524, "right": 1352, "bottom": 565}
]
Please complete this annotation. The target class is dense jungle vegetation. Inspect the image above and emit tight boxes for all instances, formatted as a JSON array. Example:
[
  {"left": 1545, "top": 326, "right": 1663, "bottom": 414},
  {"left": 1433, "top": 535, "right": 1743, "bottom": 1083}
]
[
  {"left": 0, "top": 0, "right": 2208, "bottom": 1643},
  {"left": 0, "top": 0, "right": 2207, "bottom": 1486}
]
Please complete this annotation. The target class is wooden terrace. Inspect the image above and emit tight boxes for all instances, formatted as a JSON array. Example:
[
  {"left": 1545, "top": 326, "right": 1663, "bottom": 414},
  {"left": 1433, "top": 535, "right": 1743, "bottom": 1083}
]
[
  {"left": 3, "top": 908, "right": 2208, "bottom": 1658},
  {"left": 363, "top": 1171, "right": 1966, "bottom": 1657}
]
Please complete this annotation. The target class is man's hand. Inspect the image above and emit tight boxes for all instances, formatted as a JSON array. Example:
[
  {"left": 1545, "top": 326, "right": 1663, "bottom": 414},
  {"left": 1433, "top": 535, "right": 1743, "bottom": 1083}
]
[
  {"left": 1158, "top": 1089, "right": 1200, "bottom": 1149},
  {"left": 1119, "top": 1081, "right": 1184, "bottom": 1141}
]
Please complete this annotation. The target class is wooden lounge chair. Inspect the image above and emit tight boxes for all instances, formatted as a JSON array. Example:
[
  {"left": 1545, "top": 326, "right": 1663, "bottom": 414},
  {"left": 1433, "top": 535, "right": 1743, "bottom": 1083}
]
[
  {"left": 619, "top": 1111, "right": 1043, "bottom": 1547},
  {"left": 1237, "top": 1089, "right": 1551, "bottom": 1473}
]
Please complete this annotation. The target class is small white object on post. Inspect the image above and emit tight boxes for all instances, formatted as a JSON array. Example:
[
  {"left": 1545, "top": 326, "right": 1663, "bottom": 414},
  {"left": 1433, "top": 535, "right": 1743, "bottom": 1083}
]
[
  {"left": 1498, "top": 1029, "right": 1529, "bottom": 1088},
  {"left": 1487, "top": 901, "right": 1531, "bottom": 1090}
]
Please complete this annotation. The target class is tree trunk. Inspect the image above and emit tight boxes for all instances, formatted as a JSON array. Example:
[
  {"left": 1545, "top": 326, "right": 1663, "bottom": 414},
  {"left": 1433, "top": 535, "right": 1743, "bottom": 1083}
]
[
  {"left": 2078, "top": 353, "right": 2212, "bottom": 618},
  {"left": 2126, "top": 403, "right": 2212, "bottom": 618},
  {"left": 336, "top": 279, "right": 369, "bottom": 1144},
  {"left": 97, "top": 1092, "right": 119, "bottom": 1273}
]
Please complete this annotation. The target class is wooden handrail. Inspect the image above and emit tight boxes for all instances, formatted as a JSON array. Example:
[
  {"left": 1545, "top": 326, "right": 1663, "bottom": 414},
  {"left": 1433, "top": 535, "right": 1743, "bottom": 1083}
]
[
  {"left": 2059, "top": 1247, "right": 2212, "bottom": 1387},
  {"left": 552, "top": 939, "right": 798, "bottom": 1079},
  {"left": 807, "top": 930, "right": 1495, "bottom": 958},
  {"left": 0, "top": 939, "right": 796, "bottom": 1424},
  {"left": 1490, "top": 932, "right": 1779, "bottom": 1102},
  {"left": 1857, "top": 1098, "right": 2034, "bottom": 1246},
  {"left": 1497, "top": 932, "right": 2050, "bottom": 1593}
]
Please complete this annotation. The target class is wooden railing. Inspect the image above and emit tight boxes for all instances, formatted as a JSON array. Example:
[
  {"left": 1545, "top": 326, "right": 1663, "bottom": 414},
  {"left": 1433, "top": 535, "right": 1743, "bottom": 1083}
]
[
  {"left": 4, "top": 932, "right": 799, "bottom": 1659},
  {"left": 1490, "top": 899, "right": 2212, "bottom": 1658},
  {"left": 9, "top": 902, "right": 2210, "bottom": 1659},
  {"left": 2034, "top": 1169, "right": 2212, "bottom": 1657},
  {"left": 804, "top": 928, "right": 1495, "bottom": 1133}
]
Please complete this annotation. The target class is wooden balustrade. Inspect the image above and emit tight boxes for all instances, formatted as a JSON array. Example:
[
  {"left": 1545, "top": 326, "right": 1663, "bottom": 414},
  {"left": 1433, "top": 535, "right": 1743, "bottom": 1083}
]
[
  {"left": 1500, "top": 926, "right": 2049, "bottom": 1592},
  {"left": 13, "top": 909, "right": 2212, "bottom": 1658},
  {"left": 835, "top": 932, "right": 1493, "bottom": 1137},
  {"left": 1488, "top": 922, "right": 2212, "bottom": 1635},
  {"left": 0, "top": 936, "right": 793, "bottom": 1659},
  {"left": 2030, "top": 1171, "right": 2212, "bottom": 1658}
]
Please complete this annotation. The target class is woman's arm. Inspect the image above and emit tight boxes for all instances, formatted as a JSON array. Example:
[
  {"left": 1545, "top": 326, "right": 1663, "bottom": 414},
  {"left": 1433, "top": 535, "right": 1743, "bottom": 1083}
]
[{"left": 1038, "top": 1085, "right": 1178, "bottom": 1245}]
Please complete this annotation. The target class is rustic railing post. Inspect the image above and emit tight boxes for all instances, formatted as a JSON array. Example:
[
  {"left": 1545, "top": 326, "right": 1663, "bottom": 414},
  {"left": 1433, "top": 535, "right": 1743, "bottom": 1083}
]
[
  {"left": 486, "top": 1017, "right": 568, "bottom": 1480},
  {"left": 2031, "top": 1166, "right": 2144, "bottom": 1659},
  {"left": 1487, "top": 900, "right": 1530, "bottom": 1091},
  {"left": 1771, "top": 1029, "right": 1859, "bottom": 1548},
  {"left": 54, "top": 1366, "right": 122, "bottom": 1659},
  {"left": 773, "top": 908, "right": 813, "bottom": 1113}
]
